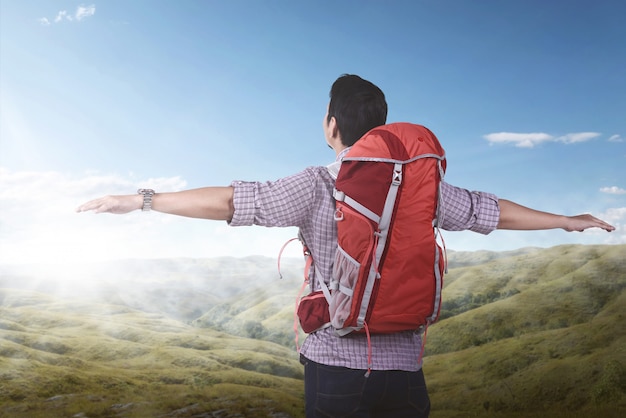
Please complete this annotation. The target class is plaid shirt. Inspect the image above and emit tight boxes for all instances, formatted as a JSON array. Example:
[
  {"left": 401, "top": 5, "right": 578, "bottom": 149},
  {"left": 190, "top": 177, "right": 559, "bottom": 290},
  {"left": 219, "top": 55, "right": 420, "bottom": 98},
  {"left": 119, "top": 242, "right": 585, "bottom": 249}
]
[{"left": 230, "top": 153, "right": 499, "bottom": 371}]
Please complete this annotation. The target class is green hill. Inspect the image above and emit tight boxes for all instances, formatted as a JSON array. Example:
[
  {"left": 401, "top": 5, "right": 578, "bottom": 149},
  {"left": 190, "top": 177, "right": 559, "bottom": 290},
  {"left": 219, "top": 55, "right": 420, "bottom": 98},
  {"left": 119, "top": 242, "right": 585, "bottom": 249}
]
[
  {"left": 0, "top": 244, "right": 624, "bottom": 417},
  {"left": 0, "top": 289, "right": 304, "bottom": 417},
  {"left": 426, "top": 244, "right": 626, "bottom": 417}
]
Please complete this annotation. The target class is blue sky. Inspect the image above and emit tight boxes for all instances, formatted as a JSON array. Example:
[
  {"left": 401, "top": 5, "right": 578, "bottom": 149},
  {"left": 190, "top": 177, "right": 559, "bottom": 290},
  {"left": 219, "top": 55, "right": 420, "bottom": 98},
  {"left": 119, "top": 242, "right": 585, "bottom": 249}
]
[{"left": 1, "top": 0, "right": 624, "bottom": 265}]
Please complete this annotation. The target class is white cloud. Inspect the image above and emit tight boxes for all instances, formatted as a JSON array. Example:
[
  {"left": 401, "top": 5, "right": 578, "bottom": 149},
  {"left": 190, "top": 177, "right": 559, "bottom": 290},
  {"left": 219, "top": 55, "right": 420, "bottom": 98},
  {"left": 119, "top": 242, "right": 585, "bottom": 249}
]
[
  {"left": 598, "top": 207, "right": 626, "bottom": 246},
  {"left": 555, "top": 132, "right": 601, "bottom": 144},
  {"left": 76, "top": 5, "right": 96, "bottom": 21},
  {"left": 608, "top": 134, "right": 624, "bottom": 143},
  {"left": 40, "top": 5, "right": 95, "bottom": 24},
  {"left": 55, "top": 10, "right": 72, "bottom": 23},
  {"left": 600, "top": 186, "right": 626, "bottom": 195},
  {"left": 0, "top": 168, "right": 300, "bottom": 265},
  {"left": 484, "top": 131, "right": 600, "bottom": 148},
  {"left": 483, "top": 132, "right": 553, "bottom": 148}
]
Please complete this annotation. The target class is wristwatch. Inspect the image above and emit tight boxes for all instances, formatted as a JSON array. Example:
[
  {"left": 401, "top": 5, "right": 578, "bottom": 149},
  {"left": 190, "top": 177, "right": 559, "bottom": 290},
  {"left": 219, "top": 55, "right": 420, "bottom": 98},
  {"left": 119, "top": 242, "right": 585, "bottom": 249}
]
[{"left": 137, "top": 189, "right": 155, "bottom": 211}]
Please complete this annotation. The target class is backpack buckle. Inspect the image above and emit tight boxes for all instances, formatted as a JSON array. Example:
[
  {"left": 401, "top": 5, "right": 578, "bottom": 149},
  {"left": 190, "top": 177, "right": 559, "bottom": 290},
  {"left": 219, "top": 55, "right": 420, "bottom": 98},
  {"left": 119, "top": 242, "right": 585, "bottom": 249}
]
[{"left": 392, "top": 164, "right": 402, "bottom": 185}]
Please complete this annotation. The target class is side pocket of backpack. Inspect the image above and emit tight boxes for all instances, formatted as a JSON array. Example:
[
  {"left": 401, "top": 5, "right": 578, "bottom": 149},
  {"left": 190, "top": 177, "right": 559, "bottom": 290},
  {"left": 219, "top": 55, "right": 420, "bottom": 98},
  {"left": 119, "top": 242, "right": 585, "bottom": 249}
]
[
  {"left": 297, "top": 291, "right": 331, "bottom": 334},
  {"left": 330, "top": 203, "right": 376, "bottom": 331}
]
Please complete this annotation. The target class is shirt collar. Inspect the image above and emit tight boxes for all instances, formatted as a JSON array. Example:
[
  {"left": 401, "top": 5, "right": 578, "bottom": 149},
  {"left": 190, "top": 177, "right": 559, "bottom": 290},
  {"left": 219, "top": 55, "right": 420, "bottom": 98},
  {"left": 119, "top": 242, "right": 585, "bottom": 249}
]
[
  {"left": 327, "top": 147, "right": 351, "bottom": 180},
  {"left": 336, "top": 147, "right": 351, "bottom": 161}
]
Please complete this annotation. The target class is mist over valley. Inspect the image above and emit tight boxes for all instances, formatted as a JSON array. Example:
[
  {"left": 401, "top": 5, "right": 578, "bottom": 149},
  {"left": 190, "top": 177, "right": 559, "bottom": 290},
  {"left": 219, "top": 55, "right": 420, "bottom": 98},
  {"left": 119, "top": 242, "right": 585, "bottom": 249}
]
[{"left": 1, "top": 245, "right": 624, "bottom": 417}]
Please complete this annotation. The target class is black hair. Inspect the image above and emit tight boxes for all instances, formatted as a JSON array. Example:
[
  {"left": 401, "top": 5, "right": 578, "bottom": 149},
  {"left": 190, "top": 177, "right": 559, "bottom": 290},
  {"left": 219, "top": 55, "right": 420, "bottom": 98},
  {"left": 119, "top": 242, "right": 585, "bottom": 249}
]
[{"left": 328, "top": 74, "right": 388, "bottom": 146}]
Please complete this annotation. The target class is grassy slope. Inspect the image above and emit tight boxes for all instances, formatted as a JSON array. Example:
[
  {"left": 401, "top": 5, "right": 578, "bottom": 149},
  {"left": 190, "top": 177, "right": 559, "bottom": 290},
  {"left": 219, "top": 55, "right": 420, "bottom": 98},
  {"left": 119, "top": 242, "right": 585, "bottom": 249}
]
[
  {"left": 425, "top": 244, "right": 626, "bottom": 417},
  {"left": 0, "top": 291, "right": 305, "bottom": 417},
  {"left": 1, "top": 244, "right": 624, "bottom": 417}
]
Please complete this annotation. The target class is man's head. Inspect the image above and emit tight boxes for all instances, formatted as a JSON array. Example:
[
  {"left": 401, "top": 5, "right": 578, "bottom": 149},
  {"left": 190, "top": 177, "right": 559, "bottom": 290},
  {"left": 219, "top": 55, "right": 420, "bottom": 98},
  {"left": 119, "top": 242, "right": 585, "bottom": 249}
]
[{"left": 326, "top": 74, "right": 388, "bottom": 148}]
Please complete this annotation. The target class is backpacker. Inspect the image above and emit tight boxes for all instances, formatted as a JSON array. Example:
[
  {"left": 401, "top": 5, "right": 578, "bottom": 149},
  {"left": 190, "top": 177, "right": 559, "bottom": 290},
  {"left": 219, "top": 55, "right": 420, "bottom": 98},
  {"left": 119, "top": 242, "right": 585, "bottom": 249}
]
[{"left": 329, "top": 122, "right": 447, "bottom": 336}]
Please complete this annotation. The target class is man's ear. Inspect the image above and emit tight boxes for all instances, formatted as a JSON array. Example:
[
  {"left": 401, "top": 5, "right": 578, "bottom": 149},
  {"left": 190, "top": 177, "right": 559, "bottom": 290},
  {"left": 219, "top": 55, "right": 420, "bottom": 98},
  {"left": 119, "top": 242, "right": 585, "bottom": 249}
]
[{"left": 328, "top": 116, "right": 339, "bottom": 140}]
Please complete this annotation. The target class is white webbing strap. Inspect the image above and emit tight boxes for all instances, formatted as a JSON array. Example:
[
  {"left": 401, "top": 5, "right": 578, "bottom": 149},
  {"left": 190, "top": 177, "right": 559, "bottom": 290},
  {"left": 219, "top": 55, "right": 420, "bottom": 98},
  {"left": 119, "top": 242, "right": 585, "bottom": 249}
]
[
  {"left": 428, "top": 242, "right": 444, "bottom": 323},
  {"left": 434, "top": 159, "right": 446, "bottom": 229},
  {"left": 378, "top": 163, "right": 402, "bottom": 235},
  {"left": 338, "top": 284, "right": 354, "bottom": 296},
  {"left": 428, "top": 158, "right": 447, "bottom": 322},
  {"left": 317, "top": 271, "right": 332, "bottom": 304},
  {"left": 333, "top": 189, "right": 381, "bottom": 224},
  {"left": 356, "top": 162, "right": 404, "bottom": 328}
]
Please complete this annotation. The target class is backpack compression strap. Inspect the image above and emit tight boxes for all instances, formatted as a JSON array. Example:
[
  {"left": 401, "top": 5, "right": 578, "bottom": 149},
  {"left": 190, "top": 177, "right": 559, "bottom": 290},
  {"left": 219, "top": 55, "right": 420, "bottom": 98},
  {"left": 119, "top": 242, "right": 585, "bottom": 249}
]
[{"left": 332, "top": 162, "right": 404, "bottom": 334}]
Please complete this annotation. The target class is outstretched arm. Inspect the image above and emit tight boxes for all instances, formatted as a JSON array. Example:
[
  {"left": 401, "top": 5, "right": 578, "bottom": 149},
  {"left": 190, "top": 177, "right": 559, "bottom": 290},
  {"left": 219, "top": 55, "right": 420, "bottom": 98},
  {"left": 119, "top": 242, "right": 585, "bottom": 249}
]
[
  {"left": 497, "top": 199, "right": 615, "bottom": 232},
  {"left": 76, "top": 187, "right": 235, "bottom": 221}
]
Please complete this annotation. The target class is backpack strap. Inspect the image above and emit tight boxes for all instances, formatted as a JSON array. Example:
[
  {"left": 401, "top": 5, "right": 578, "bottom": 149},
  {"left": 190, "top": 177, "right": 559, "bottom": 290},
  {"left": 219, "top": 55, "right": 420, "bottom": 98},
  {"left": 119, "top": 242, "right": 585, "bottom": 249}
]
[
  {"left": 279, "top": 234, "right": 333, "bottom": 350},
  {"left": 427, "top": 158, "right": 447, "bottom": 325},
  {"left": 334, "top": 190, "right": 380, "bottom": 224},
  {"left": 358, "top": 162, "right": 404, "bottom": 330},
  {"left": 375, "top": 162, "right": 403, "bottom": 258},
  {"left": 434, "top": 158, "right": 448, "bottom": 276},
  {"left": 326, "top": 161, "right": 342, "bottom": 180}
]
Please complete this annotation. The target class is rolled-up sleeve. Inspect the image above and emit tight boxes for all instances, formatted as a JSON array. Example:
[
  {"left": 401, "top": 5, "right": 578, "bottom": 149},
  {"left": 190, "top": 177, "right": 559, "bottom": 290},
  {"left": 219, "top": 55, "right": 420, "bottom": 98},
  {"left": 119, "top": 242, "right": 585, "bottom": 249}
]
[
  {"left": 439, "top": 182, "right": 500, "bottom": 235},
  {"left": 229, "top": 181, "right": 257, "bottom": 226},
  {"left": 229, "top": 168, "right": 321, "bottom": 228}
]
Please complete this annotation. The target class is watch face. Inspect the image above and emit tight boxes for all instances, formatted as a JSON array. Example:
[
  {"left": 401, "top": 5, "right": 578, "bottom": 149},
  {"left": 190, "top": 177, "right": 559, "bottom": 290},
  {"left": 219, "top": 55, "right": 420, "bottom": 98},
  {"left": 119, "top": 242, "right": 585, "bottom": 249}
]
[{"left": 138, "top": 188, "right": 155, "bottom": 196}]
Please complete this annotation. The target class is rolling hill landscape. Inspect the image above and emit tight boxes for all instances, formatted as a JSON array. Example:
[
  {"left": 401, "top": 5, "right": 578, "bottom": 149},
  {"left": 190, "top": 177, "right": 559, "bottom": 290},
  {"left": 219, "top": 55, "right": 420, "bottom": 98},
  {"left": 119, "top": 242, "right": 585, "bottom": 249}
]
[{"left": 1, "top": 244, "right": 624, "bottom": 417}]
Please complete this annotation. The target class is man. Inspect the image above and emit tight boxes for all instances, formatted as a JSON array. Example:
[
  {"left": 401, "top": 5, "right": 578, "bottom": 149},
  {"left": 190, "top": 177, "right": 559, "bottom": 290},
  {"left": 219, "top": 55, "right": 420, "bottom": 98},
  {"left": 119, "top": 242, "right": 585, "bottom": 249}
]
[{"left": 77, "top": 74, "right": 614, "bottom": 417}]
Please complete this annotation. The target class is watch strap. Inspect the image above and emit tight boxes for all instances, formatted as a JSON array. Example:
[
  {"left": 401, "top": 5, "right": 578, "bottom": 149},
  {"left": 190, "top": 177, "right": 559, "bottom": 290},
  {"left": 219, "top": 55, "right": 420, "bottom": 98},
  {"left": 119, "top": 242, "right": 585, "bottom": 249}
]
[{"left": 137, "top": 189, "right": 155, "bottom": 211}]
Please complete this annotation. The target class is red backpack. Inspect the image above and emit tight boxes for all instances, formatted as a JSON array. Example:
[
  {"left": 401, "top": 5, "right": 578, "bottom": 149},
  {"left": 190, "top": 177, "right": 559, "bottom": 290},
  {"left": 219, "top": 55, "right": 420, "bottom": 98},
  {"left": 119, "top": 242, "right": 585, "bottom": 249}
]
[{"left": 329, "top": 122, "right": 447, "bottom": 336}]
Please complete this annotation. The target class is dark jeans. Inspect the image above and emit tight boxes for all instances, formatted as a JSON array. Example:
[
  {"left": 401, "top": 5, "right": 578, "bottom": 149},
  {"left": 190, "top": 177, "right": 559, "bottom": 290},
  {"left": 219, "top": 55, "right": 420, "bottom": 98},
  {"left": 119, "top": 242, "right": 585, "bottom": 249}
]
[{"left": 301, "top": 355, "right": 430, "bottom": 418}]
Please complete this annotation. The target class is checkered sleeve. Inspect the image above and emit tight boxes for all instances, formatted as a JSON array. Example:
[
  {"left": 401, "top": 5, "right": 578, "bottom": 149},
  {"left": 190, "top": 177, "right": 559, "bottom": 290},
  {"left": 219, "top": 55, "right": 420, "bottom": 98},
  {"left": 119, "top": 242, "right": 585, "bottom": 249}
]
[
  {"left": 439, "top": 181, "right": 500, "bottom": 235},
  {"left": 229, "top": 168, "right": 320, "bottom": 228}
]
